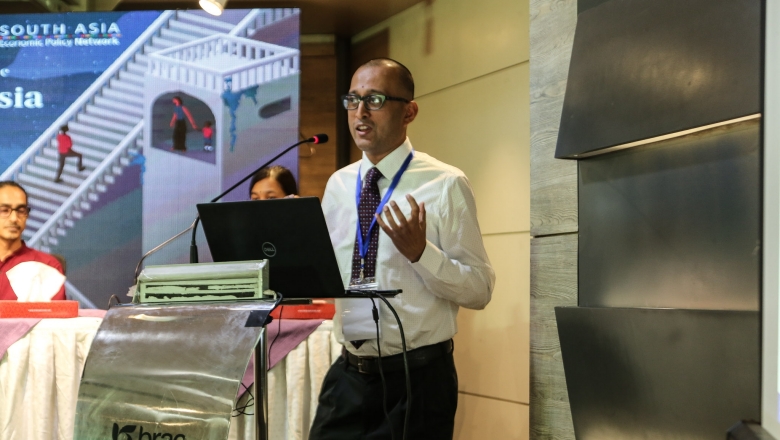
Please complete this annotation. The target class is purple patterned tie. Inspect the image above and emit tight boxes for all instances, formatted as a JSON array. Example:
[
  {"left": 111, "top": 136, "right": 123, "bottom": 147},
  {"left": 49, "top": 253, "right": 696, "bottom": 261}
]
[
  {"left": 351, "top": 167, "right": 383, "bottom": 283},
  {"left": 350, "top": 167, "right": 382, "bottom": 349}
]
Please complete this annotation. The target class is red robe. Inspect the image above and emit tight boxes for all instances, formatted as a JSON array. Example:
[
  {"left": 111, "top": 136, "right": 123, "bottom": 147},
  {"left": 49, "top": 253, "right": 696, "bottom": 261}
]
[{"left": 0, "top": 243, "right": 66, "bottom": 301}]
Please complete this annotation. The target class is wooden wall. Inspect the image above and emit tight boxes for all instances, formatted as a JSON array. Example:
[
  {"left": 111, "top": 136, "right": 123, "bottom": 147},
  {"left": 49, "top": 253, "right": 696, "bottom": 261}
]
[
  {"left": 298, "top": 40, "right": 339, "bottom": 199},
  {"left": 348, "top": 30, "right": 390, "bottom": 164},
  {"left": 297, "top": 33, "right": 390, "bottom": 198},
  {"left": 529, "top": 0, "right": 578, "bottom": 439}
]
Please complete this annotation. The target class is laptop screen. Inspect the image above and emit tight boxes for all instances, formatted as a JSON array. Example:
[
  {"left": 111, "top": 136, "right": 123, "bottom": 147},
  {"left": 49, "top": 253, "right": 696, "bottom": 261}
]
[{"left": 196, "top": 197, "right": 347, "bottom": 299}]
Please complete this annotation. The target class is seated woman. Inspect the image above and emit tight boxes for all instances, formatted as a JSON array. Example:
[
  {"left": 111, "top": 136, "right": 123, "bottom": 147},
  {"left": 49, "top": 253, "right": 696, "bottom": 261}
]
[{"left": 249, "top": 166, "right": 298, "bottom": 200}]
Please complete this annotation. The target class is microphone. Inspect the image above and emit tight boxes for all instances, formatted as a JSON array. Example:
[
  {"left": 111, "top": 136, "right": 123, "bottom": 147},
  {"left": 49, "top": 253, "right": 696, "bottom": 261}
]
[
  {"left": 188, "top": 134, "right": 329, "bottom": 263},
  {"left": 311, "top": 134, "right": 328, "bottom": 144}
]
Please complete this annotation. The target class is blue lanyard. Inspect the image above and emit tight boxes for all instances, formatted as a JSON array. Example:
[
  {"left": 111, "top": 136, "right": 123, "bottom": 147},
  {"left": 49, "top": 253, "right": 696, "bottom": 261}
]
[{"left": 355, "top": 150, "right": 415, "bottom": 268}]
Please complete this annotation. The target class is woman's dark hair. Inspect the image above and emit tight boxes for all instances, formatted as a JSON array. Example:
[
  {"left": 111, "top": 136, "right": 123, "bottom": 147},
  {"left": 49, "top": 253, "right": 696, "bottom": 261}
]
[{"left": 249, "top": 166, "right": 298, "bottom": 197}]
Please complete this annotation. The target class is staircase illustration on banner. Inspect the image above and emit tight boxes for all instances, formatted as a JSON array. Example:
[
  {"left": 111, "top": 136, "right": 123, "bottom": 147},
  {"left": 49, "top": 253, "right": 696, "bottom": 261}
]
[{"left": 0, "top": 9, "right": 298, "bottom": 304}]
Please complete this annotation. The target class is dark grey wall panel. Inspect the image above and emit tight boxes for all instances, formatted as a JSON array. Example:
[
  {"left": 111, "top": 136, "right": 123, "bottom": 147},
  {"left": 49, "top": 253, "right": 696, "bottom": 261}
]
[
  {"left": 556, "top": 307, "right": 760, "bottom": 440},
  {"left": 556, "top": 0, "right": 761, "bottom": 158},
  {"left": 578, "top": 120, "right": 760, "bottom": 310}
]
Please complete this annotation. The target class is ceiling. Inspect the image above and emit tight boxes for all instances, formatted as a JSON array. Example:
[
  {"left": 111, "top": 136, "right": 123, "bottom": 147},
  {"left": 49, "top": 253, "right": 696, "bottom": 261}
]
[{"left": 3, "top": 0, "right": 425, "bottom": 36}]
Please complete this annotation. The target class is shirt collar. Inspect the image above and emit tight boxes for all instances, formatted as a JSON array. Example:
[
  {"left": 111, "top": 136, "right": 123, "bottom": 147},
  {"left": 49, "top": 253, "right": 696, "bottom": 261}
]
[{"left": 360, "top": 138, "right": 414, "bottom": 181}]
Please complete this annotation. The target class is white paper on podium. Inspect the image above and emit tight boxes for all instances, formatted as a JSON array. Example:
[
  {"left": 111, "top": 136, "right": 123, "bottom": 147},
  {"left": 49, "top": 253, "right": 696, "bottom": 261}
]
[
  {"left": 7, "top": 261, "right": 66, "bottom": 302},
  {"left": 340, "top": 297, "right": 377, "bottom": 341}
]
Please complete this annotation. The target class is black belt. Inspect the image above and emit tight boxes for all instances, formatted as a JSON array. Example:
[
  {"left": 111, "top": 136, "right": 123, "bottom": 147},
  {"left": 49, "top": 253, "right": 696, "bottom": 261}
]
[{"left": 342, "top": 339, "right": 454, "bottom": 374}]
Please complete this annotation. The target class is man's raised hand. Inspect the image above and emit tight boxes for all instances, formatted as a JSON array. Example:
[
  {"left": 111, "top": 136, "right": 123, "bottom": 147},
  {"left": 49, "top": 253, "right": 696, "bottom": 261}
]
[{"left": 375, "top": 194, "right": 427, "bottom": 262}]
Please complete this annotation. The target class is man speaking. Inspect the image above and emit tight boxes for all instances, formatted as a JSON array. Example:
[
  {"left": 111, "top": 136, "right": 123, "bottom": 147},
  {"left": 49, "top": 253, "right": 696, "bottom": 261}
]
[{"left": 310, "top": 59, "right": 495, "bottom": 439}]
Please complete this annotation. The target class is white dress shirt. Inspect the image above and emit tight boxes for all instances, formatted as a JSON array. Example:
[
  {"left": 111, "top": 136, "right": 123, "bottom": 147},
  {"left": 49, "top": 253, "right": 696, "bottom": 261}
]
[{"left": 321, "top": 138, "right": 495, "bottom": 357}]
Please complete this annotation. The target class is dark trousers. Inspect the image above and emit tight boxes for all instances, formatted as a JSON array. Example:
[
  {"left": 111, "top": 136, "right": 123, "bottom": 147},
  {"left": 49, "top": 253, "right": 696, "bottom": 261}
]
[
  {"left": 309, "top": 350, "right": 458, "bottom": 440},
  {"left": 173, "top": 119, "right": 187, "bottom": 150},
  {"left": 55, "top": 150, "right": 83, "bottom": 180}
]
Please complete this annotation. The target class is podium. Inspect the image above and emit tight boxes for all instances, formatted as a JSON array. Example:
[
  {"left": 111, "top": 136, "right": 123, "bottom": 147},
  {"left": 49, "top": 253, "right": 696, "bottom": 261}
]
[{"left": 73, "top": 261, "right": 276, "bottom": 440}]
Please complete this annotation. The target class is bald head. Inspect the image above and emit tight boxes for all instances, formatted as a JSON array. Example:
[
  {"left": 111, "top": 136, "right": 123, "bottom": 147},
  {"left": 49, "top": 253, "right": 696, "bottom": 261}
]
[
  {"left": 359, "top": 58, "right": 415, "bottom": 100},
  {"left": 348, "top": 58, "right": 419, "bottom": 164}
]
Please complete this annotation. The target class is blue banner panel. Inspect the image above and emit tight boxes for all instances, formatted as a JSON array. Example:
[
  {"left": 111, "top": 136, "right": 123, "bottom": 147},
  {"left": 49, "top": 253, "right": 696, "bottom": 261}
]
[{"left": 0, "top": 9, "right": 301, "bottom": 307}]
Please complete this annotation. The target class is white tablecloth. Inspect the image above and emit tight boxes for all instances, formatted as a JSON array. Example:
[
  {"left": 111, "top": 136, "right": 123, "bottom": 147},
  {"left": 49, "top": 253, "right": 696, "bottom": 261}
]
[
  {"left": 0, "top": 317, "right": 102, "bottom": 440},
  {"left": 229, "top": 320, "right": 342, "bottom": 440},
  {"left": 0, "top": 318, "right": 339, "bottom": 440}
]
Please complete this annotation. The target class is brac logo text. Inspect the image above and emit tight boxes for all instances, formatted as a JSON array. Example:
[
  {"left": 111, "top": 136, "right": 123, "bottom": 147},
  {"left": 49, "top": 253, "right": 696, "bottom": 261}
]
[{"left": 112, "top": 422, "right": 186, "bottom": 440}]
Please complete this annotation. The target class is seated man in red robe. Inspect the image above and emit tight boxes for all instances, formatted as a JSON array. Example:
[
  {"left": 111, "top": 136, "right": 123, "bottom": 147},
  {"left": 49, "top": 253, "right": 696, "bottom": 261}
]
[{"left": 0, "top": 182, "right": 65, "bottom": 301}]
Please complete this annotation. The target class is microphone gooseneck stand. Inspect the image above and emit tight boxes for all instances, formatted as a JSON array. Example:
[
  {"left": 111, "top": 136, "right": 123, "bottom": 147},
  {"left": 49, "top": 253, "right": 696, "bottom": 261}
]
[
  {"left": 189, "top": 134, "right": 328, "bottom": 263},
  {"left": 132, "top": 134, "right": 329, "bottom": 284}
]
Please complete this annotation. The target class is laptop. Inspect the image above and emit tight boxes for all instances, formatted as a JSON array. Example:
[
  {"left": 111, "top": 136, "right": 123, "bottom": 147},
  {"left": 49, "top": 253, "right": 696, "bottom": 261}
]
[{"left": 197, "top": 197, "right": 398, "bottom": 299}]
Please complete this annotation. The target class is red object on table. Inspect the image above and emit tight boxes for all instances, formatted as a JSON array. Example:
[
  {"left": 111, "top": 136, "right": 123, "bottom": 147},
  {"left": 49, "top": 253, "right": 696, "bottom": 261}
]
[
  {"left": 269, "top": 303, "right": 335, "bottom": 320},
  {"left": 0, "top": 300, "right": 79, "bottom": 318}
]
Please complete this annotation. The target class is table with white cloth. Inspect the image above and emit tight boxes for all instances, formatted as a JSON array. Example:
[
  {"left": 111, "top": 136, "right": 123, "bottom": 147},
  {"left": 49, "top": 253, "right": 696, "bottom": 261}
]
[
  {"left": 0, "top": 317, "right": 339, "bottom": 440},
  {"left": 229, "top": 320, "right": 342, "bottom": 440},
  {"left": 0, "top": 317, "right": 101, "bottom": 440}
]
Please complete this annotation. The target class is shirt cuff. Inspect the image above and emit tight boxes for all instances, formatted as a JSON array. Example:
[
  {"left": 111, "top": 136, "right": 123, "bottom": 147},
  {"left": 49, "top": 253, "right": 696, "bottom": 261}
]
[{"left": 412, "top": 239, "right": 444, "bottom": 277}]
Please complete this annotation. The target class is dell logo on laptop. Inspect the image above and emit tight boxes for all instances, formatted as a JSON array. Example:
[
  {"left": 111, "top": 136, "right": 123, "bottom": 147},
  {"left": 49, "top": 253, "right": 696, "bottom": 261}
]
[{"left": 262, "top": 242, "right": 277, "bottom": 257}]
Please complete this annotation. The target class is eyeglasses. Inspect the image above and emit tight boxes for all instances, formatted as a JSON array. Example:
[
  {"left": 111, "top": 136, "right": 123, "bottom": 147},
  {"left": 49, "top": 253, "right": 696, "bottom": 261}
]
[
  {"left": 0, "top": 205, "right": 30, "bottom": 218},
  {"left": 341, "top": 93, "right": 410, "bottom": 111}
]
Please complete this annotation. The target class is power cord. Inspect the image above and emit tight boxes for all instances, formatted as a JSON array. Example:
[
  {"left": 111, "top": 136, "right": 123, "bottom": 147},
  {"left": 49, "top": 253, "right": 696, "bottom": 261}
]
[
  {"left": 232, "top": 381, "right": 254, "bottom": 416},
  {"left": 266, "top": 291, "right": 285, "bottom": 364},
  {"left": 234, "top": 292, "right": 283, "bottom": 418},
  {"left": 268, "top": 304, "right": 284, "bottom": 361},
  {"left": 107, "top": 294, "right": 122, "bottom": 309},
  {"left": 372, "top": 292, "right": 410, "bottom": 440},
  {"left": 371, "top": 297, "right": 395, "bottom": 440}
]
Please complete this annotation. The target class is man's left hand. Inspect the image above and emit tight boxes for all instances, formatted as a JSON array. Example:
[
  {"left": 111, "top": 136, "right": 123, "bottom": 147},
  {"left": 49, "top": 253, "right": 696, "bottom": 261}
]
[{"left": 375, "top": 194, "right": 427, "bottom": 263}]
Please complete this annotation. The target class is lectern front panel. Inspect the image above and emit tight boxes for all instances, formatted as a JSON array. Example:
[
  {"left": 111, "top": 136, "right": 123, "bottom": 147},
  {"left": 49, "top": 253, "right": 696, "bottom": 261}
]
[{"left": 73, "top": 302, "right": 273, "bottom": 440}]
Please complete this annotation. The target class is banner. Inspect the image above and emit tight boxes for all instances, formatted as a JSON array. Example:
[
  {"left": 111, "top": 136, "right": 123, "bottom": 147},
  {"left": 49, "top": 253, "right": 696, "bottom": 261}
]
[{"left": 0, "top": 9, "right": 301, "bottom": 307}]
